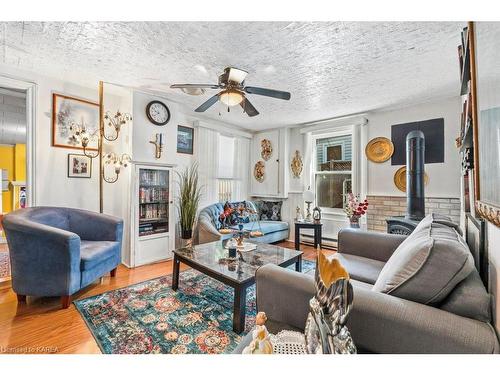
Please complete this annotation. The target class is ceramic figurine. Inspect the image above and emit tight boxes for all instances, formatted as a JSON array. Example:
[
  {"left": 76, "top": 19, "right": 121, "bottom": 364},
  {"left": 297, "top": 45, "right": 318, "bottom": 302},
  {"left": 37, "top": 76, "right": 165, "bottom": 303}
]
[
  {"left": 304, "top": 251, "right": 356, "bottom": 354},
  {"left": 313, "top": 206, "right": 321, "bottom": 223},
  {"left": 295, "top": 206, "right": 303, "bottom": 222},
  {"left": 242, "top": 312, "right": 274, "bottom": 354}
]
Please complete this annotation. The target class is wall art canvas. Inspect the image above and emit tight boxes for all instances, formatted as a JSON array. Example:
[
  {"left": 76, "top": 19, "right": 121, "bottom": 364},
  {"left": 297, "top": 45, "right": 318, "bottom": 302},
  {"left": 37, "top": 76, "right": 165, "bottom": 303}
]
[
  {"left": 68, "top": 154, "right": 92, "bottom": 178},
  {"left": 177, "top": 126, "right": 194, "bottom": 154},
  {"left": 52, "top": 93, "right": 99, "bottom": 150}
]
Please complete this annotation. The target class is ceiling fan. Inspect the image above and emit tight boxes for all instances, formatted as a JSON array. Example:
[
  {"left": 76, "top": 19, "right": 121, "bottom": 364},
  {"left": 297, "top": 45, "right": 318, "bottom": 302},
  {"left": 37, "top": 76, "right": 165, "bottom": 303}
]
[{"left": 170, "top": 67, "right": 291, "bottom": 117}]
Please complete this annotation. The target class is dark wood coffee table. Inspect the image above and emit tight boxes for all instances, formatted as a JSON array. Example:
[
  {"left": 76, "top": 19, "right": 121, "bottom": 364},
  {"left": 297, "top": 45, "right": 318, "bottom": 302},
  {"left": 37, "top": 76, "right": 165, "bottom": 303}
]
[{"left": 172, "top": 241, "right": 303, "bottom": 333}]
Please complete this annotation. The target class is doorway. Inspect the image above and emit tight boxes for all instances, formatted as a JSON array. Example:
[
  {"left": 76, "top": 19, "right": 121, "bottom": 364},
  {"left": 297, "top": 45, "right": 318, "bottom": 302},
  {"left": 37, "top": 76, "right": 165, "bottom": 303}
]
[{"left": 0, "top": 75, "right": 36, "bottom": 283}]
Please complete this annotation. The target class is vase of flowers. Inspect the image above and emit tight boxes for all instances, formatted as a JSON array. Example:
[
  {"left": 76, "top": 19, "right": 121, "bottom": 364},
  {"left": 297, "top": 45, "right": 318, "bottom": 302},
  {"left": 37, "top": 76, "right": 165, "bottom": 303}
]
[{"left": 344, "top": 193, "right": 369, "bottom": 229}]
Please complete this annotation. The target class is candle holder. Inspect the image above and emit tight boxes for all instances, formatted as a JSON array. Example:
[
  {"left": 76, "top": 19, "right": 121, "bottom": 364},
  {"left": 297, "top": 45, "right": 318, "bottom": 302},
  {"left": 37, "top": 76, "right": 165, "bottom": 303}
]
[{"left": 149, "top": 133, "right": 164, "bottom": 159}]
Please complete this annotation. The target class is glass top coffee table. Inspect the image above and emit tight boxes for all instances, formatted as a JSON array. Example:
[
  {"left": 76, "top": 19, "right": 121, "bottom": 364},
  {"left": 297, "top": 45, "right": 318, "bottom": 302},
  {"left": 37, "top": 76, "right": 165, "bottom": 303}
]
[{"left": 172, "top": 241, "right": 303, "bottom": 333}]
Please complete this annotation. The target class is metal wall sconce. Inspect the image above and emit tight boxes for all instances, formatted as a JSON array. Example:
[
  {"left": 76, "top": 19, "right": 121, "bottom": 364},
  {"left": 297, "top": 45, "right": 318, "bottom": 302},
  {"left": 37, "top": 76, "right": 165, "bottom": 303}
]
[
  {"left": 149, "top": 133, "right": 164, "bottom": 159},
  {"left": 102, "top": 152, "right": 132, "bottom": 183}
]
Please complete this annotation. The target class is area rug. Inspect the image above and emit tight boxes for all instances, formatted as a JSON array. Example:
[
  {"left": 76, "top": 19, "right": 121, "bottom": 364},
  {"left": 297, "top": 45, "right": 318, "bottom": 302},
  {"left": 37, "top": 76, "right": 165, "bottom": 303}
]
[
  {"left": 74, "top": 260, "right": 315, "bottom": 354},
  {"left": 0, "top": 251, "right": 10, "bottom": 280}
]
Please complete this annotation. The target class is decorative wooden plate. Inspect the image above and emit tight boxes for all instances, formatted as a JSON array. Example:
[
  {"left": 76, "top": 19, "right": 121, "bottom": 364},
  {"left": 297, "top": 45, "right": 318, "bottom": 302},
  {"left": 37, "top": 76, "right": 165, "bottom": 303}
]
[
  {"left": 365, "top": 137, "right": 394, "bottom": 163},
  {"left": 394, "top": 166, "right": 429, "bottom": 192}
]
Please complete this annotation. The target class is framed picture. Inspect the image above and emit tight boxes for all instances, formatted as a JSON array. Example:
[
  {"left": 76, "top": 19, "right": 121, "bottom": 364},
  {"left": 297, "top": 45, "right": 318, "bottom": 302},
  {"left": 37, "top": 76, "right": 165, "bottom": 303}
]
[
  {"left": 177, "top": 125, "right": 194, "bottom": 154},
  {"left": 67, "top": 154, "right": 92, "bottom": 178},
  {"left": 52, "top": 93, "right": 99, "bottom": 150}
]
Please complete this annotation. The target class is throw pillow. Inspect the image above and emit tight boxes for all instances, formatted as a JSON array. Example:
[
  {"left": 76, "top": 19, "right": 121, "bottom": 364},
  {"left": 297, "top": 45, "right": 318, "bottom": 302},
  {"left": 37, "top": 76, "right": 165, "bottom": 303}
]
[
  {"left": 372, "top": 213, "right": 474, "bottom": 305},
  {"left": 259, "top": 201, "right": 282, "bottom": 221}
]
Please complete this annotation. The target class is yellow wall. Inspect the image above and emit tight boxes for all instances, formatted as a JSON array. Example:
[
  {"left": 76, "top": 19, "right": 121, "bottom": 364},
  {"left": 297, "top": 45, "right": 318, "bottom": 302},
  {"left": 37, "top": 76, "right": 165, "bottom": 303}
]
[{"left": 0, "top": 144, "right": 26, "bottom": 213}]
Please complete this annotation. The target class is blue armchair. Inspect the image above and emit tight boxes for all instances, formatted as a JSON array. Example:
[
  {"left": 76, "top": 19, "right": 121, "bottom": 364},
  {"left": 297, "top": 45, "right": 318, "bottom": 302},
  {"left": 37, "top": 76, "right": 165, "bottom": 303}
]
[{"left": 3, "top": 207, "right": 123, "bottom": 308}]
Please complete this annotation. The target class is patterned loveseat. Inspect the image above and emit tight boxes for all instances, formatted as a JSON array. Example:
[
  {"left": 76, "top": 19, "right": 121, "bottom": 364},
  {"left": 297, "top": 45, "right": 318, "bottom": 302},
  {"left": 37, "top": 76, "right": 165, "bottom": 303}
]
[{"left": 193, "top": 201, "right": 289, "bottom": 245}]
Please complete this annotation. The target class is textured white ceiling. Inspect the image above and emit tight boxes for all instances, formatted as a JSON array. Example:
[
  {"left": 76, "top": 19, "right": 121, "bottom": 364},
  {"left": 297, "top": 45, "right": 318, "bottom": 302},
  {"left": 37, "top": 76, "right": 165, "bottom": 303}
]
[{"left": 0, "top": 22, "right": 464, "bottom": 130}]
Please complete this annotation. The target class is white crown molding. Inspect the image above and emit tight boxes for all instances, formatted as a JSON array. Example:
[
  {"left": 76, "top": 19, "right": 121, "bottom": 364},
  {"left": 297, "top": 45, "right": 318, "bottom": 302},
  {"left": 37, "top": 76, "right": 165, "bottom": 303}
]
[
  {"left": 193, "top": 120, "right": 253, "bottom": 139},
  {"left": 299, "top": 114, "right": 368, "bottom": 134}
]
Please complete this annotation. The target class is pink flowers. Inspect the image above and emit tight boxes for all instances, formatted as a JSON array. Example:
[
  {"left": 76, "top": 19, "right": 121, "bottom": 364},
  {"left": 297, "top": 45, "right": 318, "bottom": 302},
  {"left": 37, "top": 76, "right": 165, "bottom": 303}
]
[{"left": 345, "top": 193, "right": 369, "bottom": 220}]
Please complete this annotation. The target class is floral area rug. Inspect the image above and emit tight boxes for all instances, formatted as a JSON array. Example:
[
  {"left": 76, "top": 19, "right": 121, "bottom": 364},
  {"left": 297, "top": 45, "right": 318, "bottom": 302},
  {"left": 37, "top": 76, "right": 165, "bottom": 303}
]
[
  {"left": 74, "top": 260, "right": 315, "bottom": 354},
  {"left": 0, "top": 251, "right": 10, "bottom": 280}
]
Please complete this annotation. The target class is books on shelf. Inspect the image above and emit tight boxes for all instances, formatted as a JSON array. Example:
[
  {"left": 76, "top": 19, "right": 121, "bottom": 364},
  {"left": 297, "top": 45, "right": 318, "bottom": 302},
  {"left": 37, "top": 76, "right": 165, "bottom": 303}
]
[
  {"left": 140, "top": 169, "right": 168, "bottom": 186},
  {"left": 139, "top": 203, "right": 168, "bottom": 220},
  {"left": 137, "top": 168, "right": 170, "bottom": 237},
  {"left": 139, "top": 186, "right": 168, "bottom": 203}
]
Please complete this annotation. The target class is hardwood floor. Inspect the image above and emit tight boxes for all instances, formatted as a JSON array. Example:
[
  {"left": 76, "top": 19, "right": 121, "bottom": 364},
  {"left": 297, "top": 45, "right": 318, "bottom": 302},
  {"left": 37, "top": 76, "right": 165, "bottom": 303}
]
[{"left": 0, "top": 241, "right": 329, "bottom": 354}]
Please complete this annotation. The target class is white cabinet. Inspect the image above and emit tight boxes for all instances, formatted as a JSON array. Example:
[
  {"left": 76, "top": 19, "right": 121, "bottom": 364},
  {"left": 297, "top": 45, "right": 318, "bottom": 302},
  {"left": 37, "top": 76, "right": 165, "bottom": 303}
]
[
  {"left": 127, "top": 162, "right": 175, "bottom": 267},
  {"left": 250, "top": 129, "right": 289, "bottom": 198}
]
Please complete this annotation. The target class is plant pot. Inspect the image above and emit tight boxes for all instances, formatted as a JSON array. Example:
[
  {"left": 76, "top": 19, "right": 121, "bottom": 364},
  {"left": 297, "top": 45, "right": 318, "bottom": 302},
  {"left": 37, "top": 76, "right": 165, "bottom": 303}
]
[
  {"left": 181, "top": 229, "right": 192, "bottom": 240},
  {"left": 349, "top": 216, "right": 360, "bottom": 229}
]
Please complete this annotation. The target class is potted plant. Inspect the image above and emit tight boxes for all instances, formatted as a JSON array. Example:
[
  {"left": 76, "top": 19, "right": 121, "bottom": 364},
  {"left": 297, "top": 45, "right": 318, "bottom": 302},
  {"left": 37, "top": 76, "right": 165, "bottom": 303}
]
[
  {"left": 344, "top": 193, "right": 369, "bottom": 228},
  {"left": 176, "top": 163, "right": 202, "bottom": 240}
]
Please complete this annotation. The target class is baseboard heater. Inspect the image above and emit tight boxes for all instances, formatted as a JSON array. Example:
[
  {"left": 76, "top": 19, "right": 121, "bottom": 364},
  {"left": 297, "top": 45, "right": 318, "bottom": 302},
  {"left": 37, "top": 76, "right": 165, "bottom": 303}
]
[{"left": 300, "top": 234, "right": 337, "bottom": 250}]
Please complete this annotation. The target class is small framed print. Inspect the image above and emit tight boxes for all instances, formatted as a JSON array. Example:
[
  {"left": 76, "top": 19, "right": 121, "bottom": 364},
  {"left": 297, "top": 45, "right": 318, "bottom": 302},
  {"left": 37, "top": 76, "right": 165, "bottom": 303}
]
[
  {"left": 68, "top": 154, "right": 92, "bottom": 178},
  {"left": 52, "top": 93, "right": 99, "bottom": 150},
  {"left": 177, "top": 125, "right": 194, "bottom": 154}
]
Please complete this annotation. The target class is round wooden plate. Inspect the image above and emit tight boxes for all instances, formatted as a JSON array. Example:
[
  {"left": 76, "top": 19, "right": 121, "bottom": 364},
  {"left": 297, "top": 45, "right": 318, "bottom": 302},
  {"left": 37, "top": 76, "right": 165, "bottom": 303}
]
[
  {"left": 365, "top": 137, "right": 394, "bottom": 163},
  {"left": 394, "top": 166, "right": 429, "bottom": 192}
]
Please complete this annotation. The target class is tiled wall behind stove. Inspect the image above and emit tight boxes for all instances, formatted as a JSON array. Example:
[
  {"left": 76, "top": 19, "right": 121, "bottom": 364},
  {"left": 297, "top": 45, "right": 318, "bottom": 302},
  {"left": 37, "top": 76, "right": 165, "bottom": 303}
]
[{"left": 366, "top": 195, "right": 461, "bottom": 232}]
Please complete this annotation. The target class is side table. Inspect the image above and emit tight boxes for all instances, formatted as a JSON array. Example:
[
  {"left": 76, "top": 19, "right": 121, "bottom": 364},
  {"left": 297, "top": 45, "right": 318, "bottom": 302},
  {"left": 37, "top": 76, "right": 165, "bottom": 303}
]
[{"left": 294, "top": 221, "right": 322, "bottom": 250}]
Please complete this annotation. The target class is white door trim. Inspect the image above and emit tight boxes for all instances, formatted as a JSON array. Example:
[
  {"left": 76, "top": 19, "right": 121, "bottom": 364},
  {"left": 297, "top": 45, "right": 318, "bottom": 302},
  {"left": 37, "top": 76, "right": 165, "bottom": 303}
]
[{"left": 0, "top": 74, "right": 37, "bottom": 207}]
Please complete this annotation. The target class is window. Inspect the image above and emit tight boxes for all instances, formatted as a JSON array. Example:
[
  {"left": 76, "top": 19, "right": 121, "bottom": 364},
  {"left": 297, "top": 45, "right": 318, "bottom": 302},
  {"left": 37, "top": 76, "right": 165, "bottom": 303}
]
[
  {"left": 314, "top": 133, "right": 352, "bottom": 210},
  {"left": 217, "top": 134, "right": 236, "bottom": 202}
]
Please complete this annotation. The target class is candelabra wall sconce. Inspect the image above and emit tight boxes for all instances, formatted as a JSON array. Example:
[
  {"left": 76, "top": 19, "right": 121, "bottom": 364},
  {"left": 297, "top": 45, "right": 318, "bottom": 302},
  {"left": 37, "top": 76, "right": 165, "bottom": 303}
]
[
  {"left": 102, "top": 152, "right": 132, "bottom": 183},
  {"left": 149, "top": 133, "right": 164, "bottom": 159}
]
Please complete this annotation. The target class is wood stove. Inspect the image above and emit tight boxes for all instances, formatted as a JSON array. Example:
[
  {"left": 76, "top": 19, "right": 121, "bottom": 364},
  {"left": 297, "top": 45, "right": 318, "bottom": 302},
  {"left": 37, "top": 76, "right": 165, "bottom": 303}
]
[{"left": 386, "top": 130, "right": 426, "bottom": 235}]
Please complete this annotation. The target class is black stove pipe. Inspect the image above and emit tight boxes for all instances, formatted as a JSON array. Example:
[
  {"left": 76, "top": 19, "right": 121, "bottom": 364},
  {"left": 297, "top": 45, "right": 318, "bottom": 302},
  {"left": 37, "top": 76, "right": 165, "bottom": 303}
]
[{"left": 405, "top": 130, "right": 425, "bottom": 220}]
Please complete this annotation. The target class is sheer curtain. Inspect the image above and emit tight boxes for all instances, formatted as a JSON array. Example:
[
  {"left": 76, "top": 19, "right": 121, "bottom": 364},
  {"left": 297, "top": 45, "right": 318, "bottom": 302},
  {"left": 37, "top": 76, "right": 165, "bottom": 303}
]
[
  {"left": 196, "top": 126, "right": 219, "bottom": 208},
  {"left": 233, "top": 136, "right": 250, "bottom": 201}
]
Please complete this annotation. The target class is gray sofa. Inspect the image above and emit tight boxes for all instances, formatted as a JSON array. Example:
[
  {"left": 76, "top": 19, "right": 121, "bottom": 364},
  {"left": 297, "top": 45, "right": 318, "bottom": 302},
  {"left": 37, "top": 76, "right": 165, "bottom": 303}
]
[
  {"left": 194, "top": 201, "right": 289, "bottom": 245},
  {"left": 234, "top": 214, "right": 500, "bottom": 354}
]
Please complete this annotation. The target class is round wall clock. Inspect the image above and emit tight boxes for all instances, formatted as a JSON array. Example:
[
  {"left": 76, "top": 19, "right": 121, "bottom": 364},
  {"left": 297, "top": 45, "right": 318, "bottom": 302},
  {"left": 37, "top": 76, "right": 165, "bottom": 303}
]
[{"left": 146, "top": 100, "right": 170, "bottom": 126}]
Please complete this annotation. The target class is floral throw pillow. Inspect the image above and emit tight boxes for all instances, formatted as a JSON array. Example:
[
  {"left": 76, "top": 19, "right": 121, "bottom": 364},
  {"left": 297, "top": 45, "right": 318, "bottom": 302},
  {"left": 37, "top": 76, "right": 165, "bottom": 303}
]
[{"left": 259, "top": 201, "right": 282, "bottom": 221}]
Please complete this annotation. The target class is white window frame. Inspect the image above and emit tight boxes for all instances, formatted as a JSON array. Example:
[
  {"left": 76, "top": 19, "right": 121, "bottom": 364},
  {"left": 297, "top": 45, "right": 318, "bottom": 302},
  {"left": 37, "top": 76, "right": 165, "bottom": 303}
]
[
  {"left": 310, "top": 124, "right": 365, "bottom": 216},
  {"left": 216, "top": 134, "right": 237, "bottom": 202}
]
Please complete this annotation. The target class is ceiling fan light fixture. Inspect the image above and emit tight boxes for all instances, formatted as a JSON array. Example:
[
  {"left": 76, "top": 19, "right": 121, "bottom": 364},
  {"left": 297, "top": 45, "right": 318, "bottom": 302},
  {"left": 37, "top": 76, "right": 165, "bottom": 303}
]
[
  {"left": 226, "top": 67, "right": 248, "bottom": 84},
  {"left": 219, "top": 89, "right": 244, "bottom": 107}
]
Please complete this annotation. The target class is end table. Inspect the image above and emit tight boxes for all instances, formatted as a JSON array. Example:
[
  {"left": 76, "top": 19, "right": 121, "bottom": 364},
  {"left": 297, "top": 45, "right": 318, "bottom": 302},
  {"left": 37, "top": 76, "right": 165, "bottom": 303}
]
[{"left": 294, "top": 221, "right": 322, "bottom": 250}]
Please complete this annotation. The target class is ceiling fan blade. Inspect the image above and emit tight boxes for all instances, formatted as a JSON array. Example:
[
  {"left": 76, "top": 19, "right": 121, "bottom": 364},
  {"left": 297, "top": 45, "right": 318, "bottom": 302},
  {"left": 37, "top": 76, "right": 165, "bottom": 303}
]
[
  {"left": 170, "top": 84, "right": 221, "bottom": 89},
  {"left": 240, "top": 97, "right": 259, "bottom": 117},
  {"left": 244, "top": 86, "right": 291, "bottom": 100},
  {"left": 194, "top": 94, "right": 220, "bottom": 112}
]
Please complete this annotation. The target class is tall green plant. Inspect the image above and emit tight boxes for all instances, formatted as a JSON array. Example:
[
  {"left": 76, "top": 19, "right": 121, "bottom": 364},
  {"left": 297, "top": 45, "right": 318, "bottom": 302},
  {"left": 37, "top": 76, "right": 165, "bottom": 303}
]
[{"left": 176, "top": 163, "right": 203, "bottom": 238}]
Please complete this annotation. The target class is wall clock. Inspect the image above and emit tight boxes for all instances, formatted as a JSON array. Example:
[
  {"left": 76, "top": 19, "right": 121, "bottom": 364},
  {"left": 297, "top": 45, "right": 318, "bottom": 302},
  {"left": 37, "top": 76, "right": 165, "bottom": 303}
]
[{"left": 146, "top": 100, "right": 170, "bottom": 126}]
